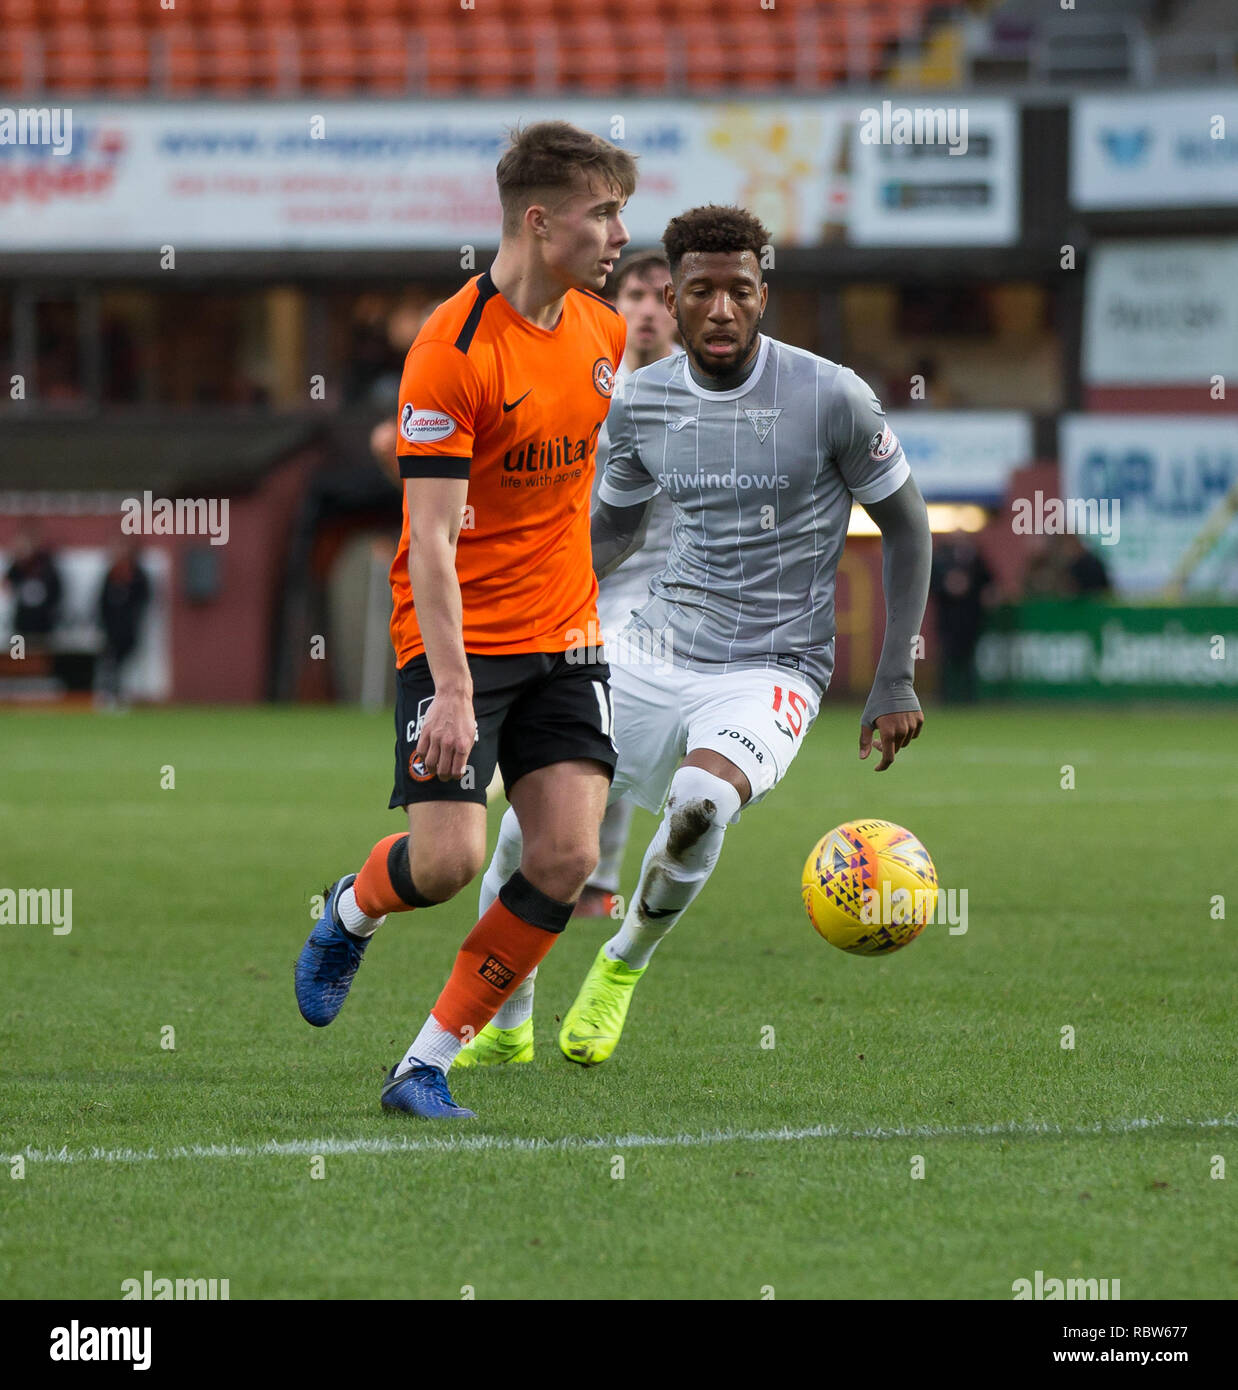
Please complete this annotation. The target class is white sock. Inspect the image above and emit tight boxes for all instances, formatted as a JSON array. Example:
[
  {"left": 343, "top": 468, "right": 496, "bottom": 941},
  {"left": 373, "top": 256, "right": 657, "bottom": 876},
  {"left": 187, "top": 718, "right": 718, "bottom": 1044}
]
[
  {"left": 338, "top": 884, "right": 385, "bottom": 938},
  {"left": 590, "top": 797, "right": 634, "bottom": 894},
  {"left": 607, "top": 766, "right": 740, "bottom": 971},
  {"left": 479, "top": 805, "right": 523, "bottom": 915},
  {"left": 491, "top": 967, "right": 537, "bottom": 1029},
  {"left": 396, "top": 1016, "right": 462, "bottom": 1076},
  {"left": 478, "top": 807, "right": 537, "bottom": 1028}
]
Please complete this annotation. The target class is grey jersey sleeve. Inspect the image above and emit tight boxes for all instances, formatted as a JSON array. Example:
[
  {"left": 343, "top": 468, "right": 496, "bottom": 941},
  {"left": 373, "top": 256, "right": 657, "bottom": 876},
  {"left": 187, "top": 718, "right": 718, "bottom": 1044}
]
[
  {"left": 828, "top": 368, "right": 910, "bottom": 504},
  {"left": 596, "top": 388, "right": 661, "bottom": 508}
]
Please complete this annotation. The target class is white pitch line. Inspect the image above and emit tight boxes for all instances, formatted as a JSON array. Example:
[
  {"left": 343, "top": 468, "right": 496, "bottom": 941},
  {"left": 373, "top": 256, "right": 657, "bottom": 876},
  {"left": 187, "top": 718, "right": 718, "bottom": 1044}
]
[{"left": 10, "top": 1114, "right": 1237, "bottom": 1166}]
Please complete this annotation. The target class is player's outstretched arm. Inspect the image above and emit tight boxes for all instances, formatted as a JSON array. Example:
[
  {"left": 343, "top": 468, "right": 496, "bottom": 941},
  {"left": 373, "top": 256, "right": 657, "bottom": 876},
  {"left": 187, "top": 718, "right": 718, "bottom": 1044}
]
[
  {"left": 591, "top": 496, "right": 655, "bottom": 580},
  {"left": 406, "top": 476, "right": 475, "bottom": 780},
  {"left": 858, "top": 475, "right": 932, "bottom": 772}
]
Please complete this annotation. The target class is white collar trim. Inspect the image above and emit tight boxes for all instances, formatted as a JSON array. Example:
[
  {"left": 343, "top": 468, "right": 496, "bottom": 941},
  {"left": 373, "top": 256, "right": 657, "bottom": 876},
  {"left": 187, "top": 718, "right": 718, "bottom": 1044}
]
[{"left": 681, "top": 334, "right": 770, "bottom": 401}]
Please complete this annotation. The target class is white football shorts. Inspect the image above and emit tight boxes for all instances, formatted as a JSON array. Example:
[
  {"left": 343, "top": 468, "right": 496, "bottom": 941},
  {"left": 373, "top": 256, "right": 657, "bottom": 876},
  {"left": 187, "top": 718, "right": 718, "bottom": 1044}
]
[{"left": 606, "top": 626, "right": 821, "bottom": 821}]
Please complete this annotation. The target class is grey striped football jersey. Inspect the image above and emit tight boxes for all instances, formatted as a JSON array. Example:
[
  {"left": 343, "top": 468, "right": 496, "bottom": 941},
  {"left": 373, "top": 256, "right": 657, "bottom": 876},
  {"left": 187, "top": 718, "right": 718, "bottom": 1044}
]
[{"left": 596, "top": 334, "right": 910, "bottom": 695}]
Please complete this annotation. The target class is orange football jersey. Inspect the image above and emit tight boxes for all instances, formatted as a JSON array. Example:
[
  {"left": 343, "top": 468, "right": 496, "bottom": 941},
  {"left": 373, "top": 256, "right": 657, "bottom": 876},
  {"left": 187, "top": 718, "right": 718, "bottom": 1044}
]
[{"left": 390, "top": 271, "right": 625, "bottom": 668}]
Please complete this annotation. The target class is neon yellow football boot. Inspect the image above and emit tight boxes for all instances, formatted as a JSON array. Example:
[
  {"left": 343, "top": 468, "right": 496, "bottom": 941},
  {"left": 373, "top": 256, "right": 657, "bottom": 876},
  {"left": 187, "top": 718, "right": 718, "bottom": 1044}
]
[
  {"left": 559, "top": 946, "right": 647, "bottom": 1067},
  {"left": 453, "top": 1018, "right": 534, "bottom": 1068}
]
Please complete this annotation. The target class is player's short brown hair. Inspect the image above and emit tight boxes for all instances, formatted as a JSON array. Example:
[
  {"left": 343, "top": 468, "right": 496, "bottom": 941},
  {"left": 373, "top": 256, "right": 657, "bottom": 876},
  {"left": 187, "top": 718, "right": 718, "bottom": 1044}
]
[
  {"left": 662, "top": 204, "right": 771, "bottom": 280},
  {"left": 611, "top": 249, "right": 671, "bottom": 297},
  {"left": 496, "top": 122, "right": 638, "bottom": 238}
]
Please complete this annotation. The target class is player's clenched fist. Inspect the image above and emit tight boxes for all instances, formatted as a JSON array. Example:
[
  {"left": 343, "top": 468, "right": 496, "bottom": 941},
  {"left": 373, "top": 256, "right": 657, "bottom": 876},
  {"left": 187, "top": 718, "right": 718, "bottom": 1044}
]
[{"left": 415, "top": 690, "right": 477, "bottom": 781}]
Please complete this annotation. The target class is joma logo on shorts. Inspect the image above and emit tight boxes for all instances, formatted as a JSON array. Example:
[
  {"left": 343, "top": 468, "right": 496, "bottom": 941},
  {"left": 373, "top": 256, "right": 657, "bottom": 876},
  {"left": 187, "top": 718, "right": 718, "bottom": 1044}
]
[{"left": 716, "top": 729, "right": 764, "bottom": 763}]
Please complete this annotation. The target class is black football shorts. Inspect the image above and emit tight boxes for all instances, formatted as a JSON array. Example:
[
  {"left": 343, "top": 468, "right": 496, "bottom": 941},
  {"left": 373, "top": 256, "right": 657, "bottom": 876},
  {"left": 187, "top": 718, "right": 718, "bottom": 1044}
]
[{"left": 389, "top": 649, "right": 617, "bottom": 808}]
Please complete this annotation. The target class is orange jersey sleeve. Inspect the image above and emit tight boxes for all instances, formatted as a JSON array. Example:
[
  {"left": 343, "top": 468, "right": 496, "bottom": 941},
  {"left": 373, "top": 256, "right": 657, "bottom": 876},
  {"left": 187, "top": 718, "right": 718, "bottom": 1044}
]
[
  {"left": 389, "top": 274, "right": 626, "bottom": 668},
  {"left": 395, "top": 339, "right": 484, "bottom": 480}
]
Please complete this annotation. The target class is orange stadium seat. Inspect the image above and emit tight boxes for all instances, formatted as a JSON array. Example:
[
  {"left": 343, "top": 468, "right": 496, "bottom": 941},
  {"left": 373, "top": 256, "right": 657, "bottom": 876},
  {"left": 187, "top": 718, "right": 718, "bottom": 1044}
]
[
  {"left": 201, "top": 0, "right": 248, "bottom": 20},
  {"left": 304, "top": 0, "right": 354, "bottom": 21},
  {"left": 162, "top": 31, "right": 204, "bottom": 93},
  {"left": 201, "top": 23, "right": 258, "bottom": 93},
  {"left": 43, "top": 25, "right": 99, "bottom": 92},
  {"left": 99, "top": 26, "right": 152, "bottom": 93},
  {"left": 677, "top": 24, "right": 732, "bottom": 93},
  {"left": 728, "top": 18, "right": 794, "bottom": 88},
  {"left": 93, "top": 0, "right": 148, "bottom": 26},
  {"left": 358, "top": 20, "right": 412, "bottom": 94},
  {"left": 253, "top": 0, "right": 298, "bottom": 23},
  {"left": 302, "top": 24, "right": 361, "bottom": 92},
  {"left": 471, "top": 19, "right": 520, "bottom": 94},
  {"left": 408, "top": 20, "right": 469, "bottom": 95},
  {"left": 562, "top": 19, "right": 624, "bottom": 93},
  {"left": 621, "top": 20, "right": 672, "bottom": 92},
  {"left": 0, "top": 0, "right": 39, "bottom": 26},
  {"left": 47, "top": 0, "right": 90, "bottom": 24},
  {"left": 249, "top": 25, "right": 299, "bottom": 92},
  {"left": 522, "top": 20, "right": 564, "bottom": 90},
  {"left": 0, "top": 26, "right": 39, "bottom": 91}
]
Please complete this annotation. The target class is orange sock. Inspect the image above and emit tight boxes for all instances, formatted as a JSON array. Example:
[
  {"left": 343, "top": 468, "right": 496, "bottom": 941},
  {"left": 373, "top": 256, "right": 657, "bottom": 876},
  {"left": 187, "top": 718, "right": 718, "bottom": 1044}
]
[
  {"left": 353, "top": 833, "right": 435, "bottom": 917},
  {"left": 431, "top": 871, "right": 573, "bottom": 1040}
]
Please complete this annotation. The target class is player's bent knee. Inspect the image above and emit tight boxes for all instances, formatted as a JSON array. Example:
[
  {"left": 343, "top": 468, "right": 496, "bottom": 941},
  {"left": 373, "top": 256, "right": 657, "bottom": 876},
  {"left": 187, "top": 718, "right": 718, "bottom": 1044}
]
[
  {"left": 409, "top": 848, "right": 486, "bottom": 904},
  {"left": 662, "top": 767, "right": 743, "bottom": 867},
  {"left": 522, "top": 841, "right": 599, "bottom": 902}
]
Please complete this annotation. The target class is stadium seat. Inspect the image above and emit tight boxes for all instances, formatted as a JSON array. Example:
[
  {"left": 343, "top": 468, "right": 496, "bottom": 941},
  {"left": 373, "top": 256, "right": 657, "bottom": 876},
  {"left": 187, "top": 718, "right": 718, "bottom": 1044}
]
[
  {"left": 302, "top": 24, "right": 360, "bottom": 92},
  {"left": 201, "top": 23, "right": 257, "bottom": 93},
  {"left": 621, "top": 20, "right": 673, "bottom": 92},
  {"left": 93, "top": 0, "right": 147, "bottom": 26},
  {"left": 408, "top": 20, "right": 469, "bottom": 95},
  {"left": 253, "top": 0, "right": 298, "bottom": 22},
  {"left": 358, "top": 20, "right": 411, "bottom": 94},
  {"left": 522, "top": 20, "right": 564, "bottom": 90},
  {"left": 0, "top": 26, "right": 39, "bottom": 91},
  {"left": 0, "top": 0, "right": 39, "bottom": 26},
  {"left": 162, "top": 30, "right": 204, "bottom": 93},
  {"left": 304, "top": 0, "right": 354, "bottom": 21},
  {"left": 48, "top": 0, "right": 90, "bottom": 24},
  {"left": 202, "top": 0, "right": 248, "bottom": 20},
  {"left": 99, "top": 26, "right": 152, "bottom": 93},
  {"left": 250, "top": 24, "right": 299, "bottom": 92},
  {"left": 471, "top": 19, "right": 521, "bottom": 94},
  {"left": 562, "top": 20, "right": 624, "bottom": 93},
  {"left": 44, "top": 26, "right": 103, "bottom": 92}
]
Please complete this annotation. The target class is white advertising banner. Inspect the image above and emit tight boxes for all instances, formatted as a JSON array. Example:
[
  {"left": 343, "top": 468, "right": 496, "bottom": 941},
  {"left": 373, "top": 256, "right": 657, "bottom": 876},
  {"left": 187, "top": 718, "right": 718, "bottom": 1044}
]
[
  {"left": 1059, "top": 414, "right": 1238, "bottom": 594},
  {"left": 885, "top": 411, "right": 1032, "bottom": 503},
  {"left": 1071, "top": 90, "right": 1238, "bottom": 210},
  {"left": 847, "top": 97, "right": 1020, "bottom": 245},
  {"left": 0, "top": 98, "right": 1020, "bottom": 252},
  {"left": 0, "top": 101, "right": 839, "bottom": 251},
  {"left": 1084, "top": 239, "right": 1238, "bottom": 385}
]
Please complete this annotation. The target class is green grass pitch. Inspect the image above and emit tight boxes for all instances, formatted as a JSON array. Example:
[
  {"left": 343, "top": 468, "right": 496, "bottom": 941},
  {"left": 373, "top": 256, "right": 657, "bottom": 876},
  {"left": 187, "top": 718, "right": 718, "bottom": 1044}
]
[{"left": 1, "top": 703, "right": 1234, "bottom": 1300}]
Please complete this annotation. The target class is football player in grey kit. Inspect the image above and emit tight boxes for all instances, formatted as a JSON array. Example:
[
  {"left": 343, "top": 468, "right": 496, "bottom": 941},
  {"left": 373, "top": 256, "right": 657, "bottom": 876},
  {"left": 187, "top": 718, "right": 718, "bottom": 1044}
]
[{"left": 459, "top": 204, "right": 932, "bottom": 1069}]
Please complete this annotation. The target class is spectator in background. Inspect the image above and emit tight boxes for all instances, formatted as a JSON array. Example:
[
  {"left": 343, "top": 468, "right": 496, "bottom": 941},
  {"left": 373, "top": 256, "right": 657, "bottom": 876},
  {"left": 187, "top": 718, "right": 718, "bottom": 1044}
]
[
  {"left": 4, "top": 530, "right": 63, "bottom": 652},
  {"left": 1024, "top": 534, "right": 1111, "bottom": 599},
  {"left": 1062, "top": 533, "right": 1111, "bottom": 597},
  {"left": 930, "top": 529, "right": 994, "bottom": 703},
  {"left": 96, "top": 545, "right": 150, "bottom": 710}
]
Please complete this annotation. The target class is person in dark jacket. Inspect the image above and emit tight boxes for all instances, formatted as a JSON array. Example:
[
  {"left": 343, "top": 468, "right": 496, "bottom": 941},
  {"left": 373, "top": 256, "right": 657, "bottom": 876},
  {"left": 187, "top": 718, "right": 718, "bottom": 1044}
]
[
  {"left": 97, "top": 545, "right": 151, "bottom": 707},
  {"left": 4, "top": 530, "right": 64, "bottom": 652},
  {"left": 930, "top": 530, "right": 995, "bottom": 703}
]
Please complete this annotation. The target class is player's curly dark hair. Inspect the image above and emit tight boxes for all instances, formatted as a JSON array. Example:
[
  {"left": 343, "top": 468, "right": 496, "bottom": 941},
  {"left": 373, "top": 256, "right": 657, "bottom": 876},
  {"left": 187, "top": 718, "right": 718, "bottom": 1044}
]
[{"left": 661, "top": 205, "right": 771, "bottom": 280}]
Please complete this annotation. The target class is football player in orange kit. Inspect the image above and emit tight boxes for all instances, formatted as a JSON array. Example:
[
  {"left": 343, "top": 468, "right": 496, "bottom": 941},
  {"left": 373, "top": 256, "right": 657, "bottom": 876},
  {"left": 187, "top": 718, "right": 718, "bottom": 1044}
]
[{"left": 295, "top": 122, "right": 635, "bottom": 1118}]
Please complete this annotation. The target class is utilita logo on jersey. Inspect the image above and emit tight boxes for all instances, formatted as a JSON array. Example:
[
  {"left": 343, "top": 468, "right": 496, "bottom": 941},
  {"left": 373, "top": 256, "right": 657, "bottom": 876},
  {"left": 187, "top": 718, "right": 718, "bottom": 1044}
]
[
  {"left": 0, "top": 121, "right": 126, "bottom": 205},
  {"left": 501, "top": 424, "right": 602, "bottom": 473}
]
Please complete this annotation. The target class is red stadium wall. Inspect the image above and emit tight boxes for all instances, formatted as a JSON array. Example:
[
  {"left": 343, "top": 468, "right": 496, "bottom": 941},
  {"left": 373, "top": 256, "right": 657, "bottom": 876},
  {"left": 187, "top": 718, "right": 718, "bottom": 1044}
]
[{"left": 0, "top": 451, "right": 316, "bottom": 702}]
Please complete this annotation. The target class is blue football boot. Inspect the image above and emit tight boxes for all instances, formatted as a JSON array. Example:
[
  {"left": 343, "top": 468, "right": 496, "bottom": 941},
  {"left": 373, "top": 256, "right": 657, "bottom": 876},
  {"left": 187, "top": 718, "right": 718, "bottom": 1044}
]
[
  {"left": 294, "top": 873, "right": 369, "bottom": 1026},
  {"left": 380, "top": 1064, "right": 476, "bottom": 1119}
]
